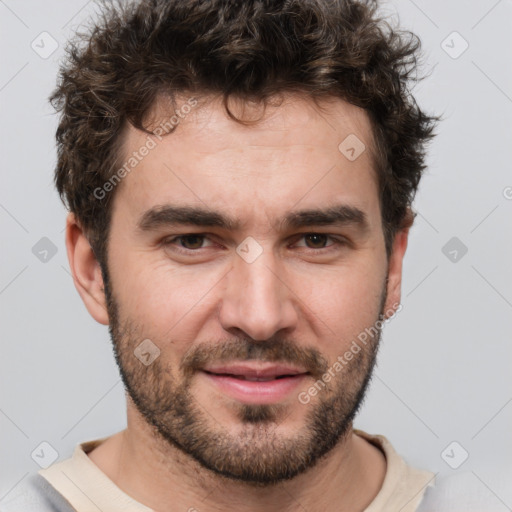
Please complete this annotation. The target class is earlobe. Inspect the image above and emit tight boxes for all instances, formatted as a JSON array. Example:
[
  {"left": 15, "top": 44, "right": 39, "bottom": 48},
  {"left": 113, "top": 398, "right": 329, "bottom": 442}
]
[
  {"left": 65, "top": 213, "right": 110, "bottom": 325},
  {"left": 384, "top": 226, "right": 410, "bottom": 318}
]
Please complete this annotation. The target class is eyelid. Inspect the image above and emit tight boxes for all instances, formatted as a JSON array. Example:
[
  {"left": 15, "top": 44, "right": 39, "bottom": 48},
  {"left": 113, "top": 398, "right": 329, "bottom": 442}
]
[
  {"left": 162, "top": 234, "right": 216, "bottom": 251},
  {"left": 291, "top": 233, "right": 345, "bottom": 249}
]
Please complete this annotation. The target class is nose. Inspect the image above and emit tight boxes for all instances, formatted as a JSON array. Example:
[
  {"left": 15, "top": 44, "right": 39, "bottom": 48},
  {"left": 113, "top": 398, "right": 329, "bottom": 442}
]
[{"left": 218, "top": 249, "right": 299, "bottom": 341}]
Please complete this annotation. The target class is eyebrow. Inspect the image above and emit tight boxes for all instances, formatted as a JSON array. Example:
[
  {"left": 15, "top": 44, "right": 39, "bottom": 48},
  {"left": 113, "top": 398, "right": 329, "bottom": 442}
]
[{"left": 137, "top": 204, "right": 369, "bottom": 233}]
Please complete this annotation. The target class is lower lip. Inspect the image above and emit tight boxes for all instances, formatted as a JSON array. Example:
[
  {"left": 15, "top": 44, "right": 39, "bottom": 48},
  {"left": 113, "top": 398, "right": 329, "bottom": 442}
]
[{"left": 201, "top": 371, "right": 308, "bottom": 404}]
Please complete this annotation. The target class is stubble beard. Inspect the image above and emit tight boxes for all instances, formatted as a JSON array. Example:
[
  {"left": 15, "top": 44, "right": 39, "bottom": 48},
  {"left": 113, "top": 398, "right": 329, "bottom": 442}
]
[{"left": 103, "top": 268, "right": 386, "bottom": 485}]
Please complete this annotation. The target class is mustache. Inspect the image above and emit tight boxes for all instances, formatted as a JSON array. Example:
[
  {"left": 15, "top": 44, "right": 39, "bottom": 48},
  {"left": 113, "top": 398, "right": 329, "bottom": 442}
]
[{"left": 180, "top": 337, "right": 329, "bottom": 380}]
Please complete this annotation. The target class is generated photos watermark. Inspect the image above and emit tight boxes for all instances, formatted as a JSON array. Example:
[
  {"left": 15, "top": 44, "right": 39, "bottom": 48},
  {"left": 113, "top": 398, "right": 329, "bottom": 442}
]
[
  {"left": 298, "top": 302, "right": 402, "bottom": 405},
  {"left": 93, "top": 97, "right": 198, "bottom": 200}
]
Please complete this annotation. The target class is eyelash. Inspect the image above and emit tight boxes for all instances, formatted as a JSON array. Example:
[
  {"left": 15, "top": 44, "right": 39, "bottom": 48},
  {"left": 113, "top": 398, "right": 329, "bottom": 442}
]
[{"left": 162, "top": 233, "right": 348, "bottom": 255}]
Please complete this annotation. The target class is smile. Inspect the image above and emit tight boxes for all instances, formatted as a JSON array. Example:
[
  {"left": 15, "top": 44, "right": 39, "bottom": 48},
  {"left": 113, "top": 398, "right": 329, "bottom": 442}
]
[{"left": 200, "top": 363, "right": 310, "bottom": 404}]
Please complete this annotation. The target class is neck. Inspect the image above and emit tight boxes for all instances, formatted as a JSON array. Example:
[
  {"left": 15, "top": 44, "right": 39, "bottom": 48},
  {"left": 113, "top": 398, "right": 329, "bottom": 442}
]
[{"left": 88, "top": 403, "right": 386, "bottom": 512}]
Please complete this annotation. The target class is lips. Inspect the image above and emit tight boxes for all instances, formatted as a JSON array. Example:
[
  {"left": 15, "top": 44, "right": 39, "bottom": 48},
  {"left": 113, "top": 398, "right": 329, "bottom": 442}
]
[
  {"left": 200, "top": 365, "right": 309, "bottom": 404},
  {"left": 203, "top": 373, "right": 299, "bottom": 382},
  {"left": 202, "top": 363, "right": 308, "bottom": 380}
]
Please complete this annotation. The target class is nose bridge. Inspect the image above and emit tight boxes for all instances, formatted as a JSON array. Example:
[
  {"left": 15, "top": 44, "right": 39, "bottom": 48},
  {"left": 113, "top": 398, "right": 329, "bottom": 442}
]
[{"left": 219, "top": 243, "right": 297, "bottom": 341}]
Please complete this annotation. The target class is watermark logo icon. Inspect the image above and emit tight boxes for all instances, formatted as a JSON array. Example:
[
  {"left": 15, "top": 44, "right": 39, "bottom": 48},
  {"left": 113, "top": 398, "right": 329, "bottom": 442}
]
[
  {"left": 441, "top": 31, "right": 469, "bottom": 59},
  {"left": 338, "top": 134, "right": 366, "bottom": 161},
  {"left": 32, "top": 237, "right": 58, "bottom": 263},
  {"left": 236, "top": 236, "right": 263, "bottom": 264},
  {"left": 134, "top": 339, "right": 160, "bottom": 366},
  {"left": 31, "top": 32, "right": 59, "bottom": 59},
  {"left": 31, "top": 441, "right": 59, "bottom": 469},
  {"left": 441, "top": 441, "right": 469, "bottom": 469},
  {"left": 442, "top": 237, "right": 468, "bottom": 263}
]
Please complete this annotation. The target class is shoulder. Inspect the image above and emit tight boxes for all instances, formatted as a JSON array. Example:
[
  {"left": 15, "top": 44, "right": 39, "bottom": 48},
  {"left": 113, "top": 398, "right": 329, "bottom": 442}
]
[
  {"left": 0, "top": 472, "right": 76, "bottom": 512},
  {"left": 354, "top": 429, "right": 435, "bottom": 512},
  {"left": 418, "top": 471, "right": 510, "bottom": 512}
]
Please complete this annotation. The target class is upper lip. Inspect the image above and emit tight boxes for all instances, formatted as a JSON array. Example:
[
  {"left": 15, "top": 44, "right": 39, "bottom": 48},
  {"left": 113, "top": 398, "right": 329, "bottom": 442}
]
[{"left": 202, "top": 363, "right": 308, "bottom": 378}]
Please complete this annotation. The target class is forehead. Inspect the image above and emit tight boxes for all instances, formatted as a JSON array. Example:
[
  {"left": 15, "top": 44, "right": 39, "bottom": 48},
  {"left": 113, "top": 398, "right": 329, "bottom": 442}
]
[
  {"left": 112, "top": 93, "right": 381, "bottom": 230},
  {"left": 138, "top": 93, "right": 376, "bottom": 166}
]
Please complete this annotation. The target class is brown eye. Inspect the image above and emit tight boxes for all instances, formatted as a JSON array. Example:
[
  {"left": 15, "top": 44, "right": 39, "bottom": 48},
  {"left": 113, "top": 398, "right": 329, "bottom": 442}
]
[
  {"left": 177, "top": 235, "right": 206, "bottom": 250},
  {"left": 162, "top": 234, "right": 210, "bottom": 252},
  {"left": 303, "top": 233, "right": 329, "bottom": 249},
  {"left": 293, "top": 233, "right": 347, "bottom": 254}
]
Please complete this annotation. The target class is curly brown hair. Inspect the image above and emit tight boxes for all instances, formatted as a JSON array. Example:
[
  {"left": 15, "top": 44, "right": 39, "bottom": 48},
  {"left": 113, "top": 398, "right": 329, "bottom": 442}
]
[{"left": 50, "top": 0, "right": 438, "bottom": 268}]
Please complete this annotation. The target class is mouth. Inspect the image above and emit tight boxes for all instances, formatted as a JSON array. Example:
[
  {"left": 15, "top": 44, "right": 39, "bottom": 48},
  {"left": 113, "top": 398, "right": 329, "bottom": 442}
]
[
  {"left": 200, "top": 363, "right": 310, "bottom": 404},
  {"left": 204, "top": 373, "right": 298, "bottom": 381}
]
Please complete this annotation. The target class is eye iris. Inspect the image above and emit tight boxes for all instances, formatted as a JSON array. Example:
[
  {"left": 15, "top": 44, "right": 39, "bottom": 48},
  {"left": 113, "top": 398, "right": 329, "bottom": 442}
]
[
  {"left": 305, "top": 234, "right": 327, "bottom": 248},
  {"left": 181, "top": 235, "right": 204, "bottom": 249}
]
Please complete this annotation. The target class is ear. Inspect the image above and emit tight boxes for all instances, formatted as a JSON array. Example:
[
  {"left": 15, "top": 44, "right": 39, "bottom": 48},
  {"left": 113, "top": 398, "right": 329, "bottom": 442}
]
[
  {"left": 65, "top": 213, "right": 109, "bottom": 325},
  {"left": 383, "top": 221, "right": 411, "bottom": 318}
]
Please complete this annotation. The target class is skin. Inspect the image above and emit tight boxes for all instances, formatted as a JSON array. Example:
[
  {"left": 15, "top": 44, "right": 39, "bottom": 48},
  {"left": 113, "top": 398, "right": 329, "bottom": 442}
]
[{"left": 66, "top": 93, "right": 409, "bottom": 512}]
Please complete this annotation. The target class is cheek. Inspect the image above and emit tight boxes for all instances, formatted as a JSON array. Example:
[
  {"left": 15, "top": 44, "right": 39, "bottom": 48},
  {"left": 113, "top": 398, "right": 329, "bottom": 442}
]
[
  {"left": 109, "top": 251, "right": 225, "bottom": 345},
  {"left": 293, "top": 263, "right": 386, "bottom": 349}
]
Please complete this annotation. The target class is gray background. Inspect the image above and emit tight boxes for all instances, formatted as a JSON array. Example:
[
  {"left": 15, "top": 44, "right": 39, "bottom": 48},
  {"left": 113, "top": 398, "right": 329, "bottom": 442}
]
[{"left": 1, "top": 0, "right": 511, "bottom": 507}]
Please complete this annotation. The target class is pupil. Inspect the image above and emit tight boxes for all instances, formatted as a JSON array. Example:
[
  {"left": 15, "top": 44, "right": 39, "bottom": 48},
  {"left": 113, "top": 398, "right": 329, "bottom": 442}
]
[
  {"left": 182, "top": 235, "right": 203, "bottom": 249},
  {"left": 306, "top": 234, "right": 326, "bottom": 248}
]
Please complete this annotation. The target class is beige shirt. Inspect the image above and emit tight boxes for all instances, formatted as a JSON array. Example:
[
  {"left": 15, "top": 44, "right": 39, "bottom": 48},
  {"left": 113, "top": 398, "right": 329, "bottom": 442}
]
[{"left": 39, "top": 429, "right": 435, "bottom": 512}]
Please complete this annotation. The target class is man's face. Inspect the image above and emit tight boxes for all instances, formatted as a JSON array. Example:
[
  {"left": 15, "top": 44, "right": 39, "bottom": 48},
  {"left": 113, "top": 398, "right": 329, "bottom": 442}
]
[{"left": 100, "top": 94, "right": 402, "bottom": 484}]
